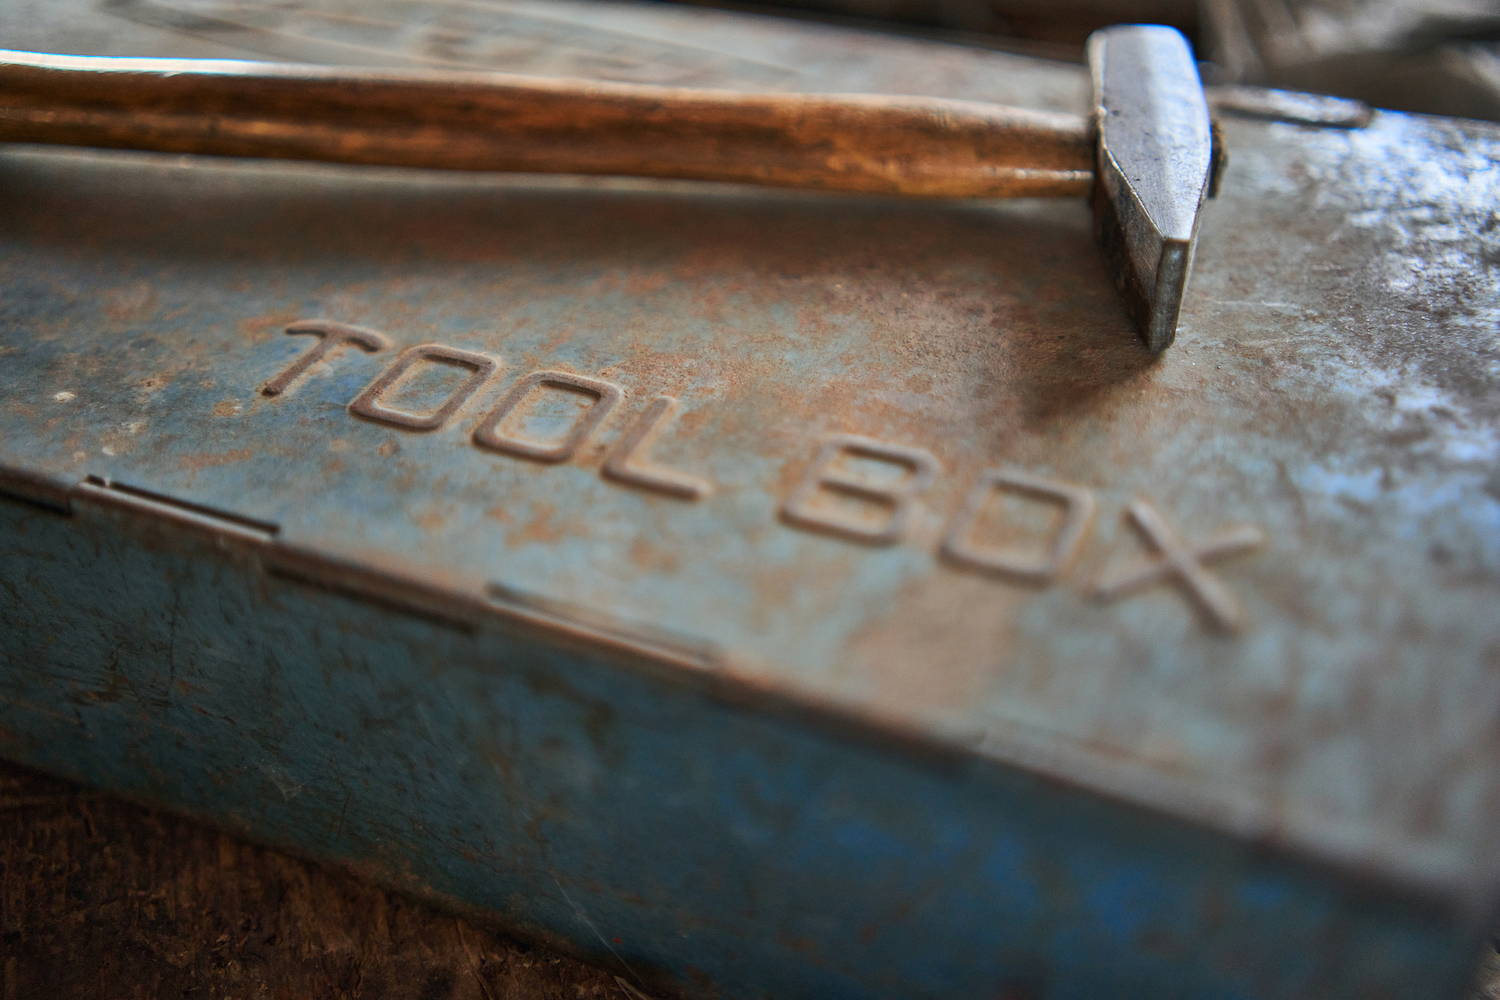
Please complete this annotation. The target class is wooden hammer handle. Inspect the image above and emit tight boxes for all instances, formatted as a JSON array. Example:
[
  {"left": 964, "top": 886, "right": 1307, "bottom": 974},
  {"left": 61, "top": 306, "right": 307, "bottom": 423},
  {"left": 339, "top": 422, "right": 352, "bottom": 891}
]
[{"left": 0, "top": 50, "right": 1093, "bottom": 198}]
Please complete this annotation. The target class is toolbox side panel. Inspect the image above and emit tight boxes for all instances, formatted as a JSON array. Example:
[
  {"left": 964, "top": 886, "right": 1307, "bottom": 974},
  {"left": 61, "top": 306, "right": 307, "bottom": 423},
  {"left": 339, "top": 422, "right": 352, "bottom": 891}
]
[{"left": 0, "top": 496, "right": 1476, "bottom": 1000}]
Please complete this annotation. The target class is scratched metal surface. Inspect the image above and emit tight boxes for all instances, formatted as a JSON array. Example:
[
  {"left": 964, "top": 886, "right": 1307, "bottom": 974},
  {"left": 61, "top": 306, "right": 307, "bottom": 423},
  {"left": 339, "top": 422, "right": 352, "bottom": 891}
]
[{"left": 2, "top": 1, "right": 1500, "bottom": 997}]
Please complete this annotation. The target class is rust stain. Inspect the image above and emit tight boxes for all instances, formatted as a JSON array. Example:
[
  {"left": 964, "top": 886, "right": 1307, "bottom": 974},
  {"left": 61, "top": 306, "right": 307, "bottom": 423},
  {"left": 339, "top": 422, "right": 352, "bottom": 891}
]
[
  {"left": 844, "top": 572, "right": 1019, "bottom": 715},
  {"left": 630, "top": 538, "right": 680, "bottom": 574},
  {"left": 539, "top": 326, "right": 575, "bottom": 353},
  {"left": 178, "top": 448, "right": 253, "bottom": 472},
  {"left": 516, "top": 502, "right": 564, "bottom": 544},
  {"left": 237, "top": 310, "right": 302, "bottom": 342},
  {"left": 625, "top": 272, "right": 669, "bottom": 296},
  {"left": 102, "top": 283, "right": 157, "bottom": 323}
]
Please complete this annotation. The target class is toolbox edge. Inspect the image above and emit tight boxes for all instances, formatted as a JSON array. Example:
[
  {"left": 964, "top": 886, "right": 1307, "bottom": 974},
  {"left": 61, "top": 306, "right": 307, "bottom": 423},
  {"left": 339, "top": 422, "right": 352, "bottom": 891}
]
[{"left": 0, "top": 488, "right": 1489, "bottom": 1000}]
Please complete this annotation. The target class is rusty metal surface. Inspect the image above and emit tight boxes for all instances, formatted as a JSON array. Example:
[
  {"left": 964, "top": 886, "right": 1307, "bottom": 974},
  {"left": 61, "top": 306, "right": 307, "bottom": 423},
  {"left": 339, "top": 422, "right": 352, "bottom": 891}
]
[
  {"left": 3, "top": 75, "right": 1497, "bottom": 899},
  {"left": 2, "top": 1, "right": 1500, "bottom": 996}
]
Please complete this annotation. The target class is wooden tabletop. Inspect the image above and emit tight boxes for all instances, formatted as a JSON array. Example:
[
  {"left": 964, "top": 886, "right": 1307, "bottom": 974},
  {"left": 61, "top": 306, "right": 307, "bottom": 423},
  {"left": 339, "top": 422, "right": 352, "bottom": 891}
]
[{"left": 0, "top": 759, "right": 628, "bottom": 999}]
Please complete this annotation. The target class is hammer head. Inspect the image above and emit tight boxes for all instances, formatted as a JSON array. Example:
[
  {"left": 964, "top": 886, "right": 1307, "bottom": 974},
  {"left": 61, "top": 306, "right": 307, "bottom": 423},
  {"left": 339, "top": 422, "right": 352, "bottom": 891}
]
[{"left": 1088, "top": 25, "right": 1215, "bottom": 352}]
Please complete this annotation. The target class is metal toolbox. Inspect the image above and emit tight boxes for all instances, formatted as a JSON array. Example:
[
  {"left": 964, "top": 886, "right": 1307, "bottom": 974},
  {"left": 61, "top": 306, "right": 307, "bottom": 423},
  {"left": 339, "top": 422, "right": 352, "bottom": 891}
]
[{"left": 2, "top": 2, "right": 1499, "bottom": 997}]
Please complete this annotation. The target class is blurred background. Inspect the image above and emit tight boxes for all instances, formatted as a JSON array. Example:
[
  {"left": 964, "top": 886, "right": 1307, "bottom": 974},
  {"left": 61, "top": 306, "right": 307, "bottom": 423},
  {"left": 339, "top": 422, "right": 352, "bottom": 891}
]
[
  {"left": 2, "top": 0, "right": 1497, "bottom": 120},
  {"left": 684, "top": 0, "right": 1500, "bottom": 120}
]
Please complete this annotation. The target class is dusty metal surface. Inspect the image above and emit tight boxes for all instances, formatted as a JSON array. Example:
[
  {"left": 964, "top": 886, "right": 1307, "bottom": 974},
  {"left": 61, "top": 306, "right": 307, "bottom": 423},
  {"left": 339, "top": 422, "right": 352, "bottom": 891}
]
[{"left": 2, "top": 1, "right": 1500, "bottom": 997}]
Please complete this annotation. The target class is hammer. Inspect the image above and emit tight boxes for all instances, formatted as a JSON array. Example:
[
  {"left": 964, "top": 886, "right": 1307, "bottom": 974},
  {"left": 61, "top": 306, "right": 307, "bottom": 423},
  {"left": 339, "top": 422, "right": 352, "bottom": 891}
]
[{"left": 0, "top": 25, "right": 1217, "bottom": 351}]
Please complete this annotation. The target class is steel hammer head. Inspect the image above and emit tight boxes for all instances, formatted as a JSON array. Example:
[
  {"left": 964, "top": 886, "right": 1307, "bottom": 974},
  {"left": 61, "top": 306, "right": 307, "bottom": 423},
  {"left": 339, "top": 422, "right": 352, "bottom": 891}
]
[{"left": 1088, "top": 25, "right": 1216, "bottom": 352}]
